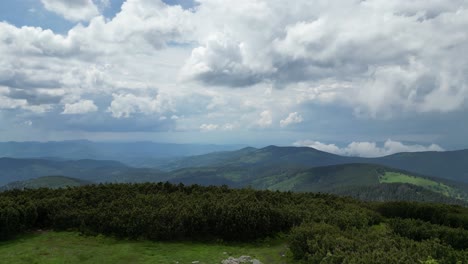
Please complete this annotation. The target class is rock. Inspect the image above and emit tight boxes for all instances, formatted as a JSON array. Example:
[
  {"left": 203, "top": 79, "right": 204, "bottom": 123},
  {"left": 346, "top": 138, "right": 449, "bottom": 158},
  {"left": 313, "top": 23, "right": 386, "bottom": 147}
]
[
  {"left": 221, "top": 256, "right": 262, "bottom": 264},
  {"left": 238, "top": 256, "right": 251, "bottom": 262},
  {"left": 192, "top": 261, "right": 200, "bottom": 264}
]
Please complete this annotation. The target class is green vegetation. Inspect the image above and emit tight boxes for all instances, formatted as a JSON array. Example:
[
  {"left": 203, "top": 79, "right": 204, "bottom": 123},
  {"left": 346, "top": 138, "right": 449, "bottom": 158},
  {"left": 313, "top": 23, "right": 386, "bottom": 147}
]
[
  {"left": 3, "top": 160, "right": 467, "bottom": 205},
  {"left": 0, "top": 232, "right": 287, "bottom": 264},
  {"left": 380, "top": 172, "right": 467, "bottom": 200},
  {"left": 380, "top": 172, "right": 450, "bottom": 188},
  {"left": 158, "top": 145, "right": 468, "bottom": 183},
  {"left": 268, "top": 164, "right": 380, "bottom": 192},
  {"left": 1, "top": 183, "right": 468, "bottom": 263},
  {"left": 331, "top": 183, "right": 467, "bottom": 205}
]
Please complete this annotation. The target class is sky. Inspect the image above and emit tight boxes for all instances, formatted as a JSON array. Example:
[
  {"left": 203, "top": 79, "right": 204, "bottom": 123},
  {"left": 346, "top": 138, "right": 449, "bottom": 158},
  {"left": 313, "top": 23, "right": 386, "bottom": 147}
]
[{"left": 0, "top": 0, "right": 468, "bottom": 157}]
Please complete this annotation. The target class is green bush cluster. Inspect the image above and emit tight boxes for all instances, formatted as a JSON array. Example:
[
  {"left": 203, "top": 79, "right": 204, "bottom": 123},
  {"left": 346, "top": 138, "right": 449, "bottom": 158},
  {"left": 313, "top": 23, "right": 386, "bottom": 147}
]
[
  {"left": 1, "top": 183, "right": 467, "bottom": 263},
  {"left": 0, "top": 183, "right": 359, "bottom": 241}
]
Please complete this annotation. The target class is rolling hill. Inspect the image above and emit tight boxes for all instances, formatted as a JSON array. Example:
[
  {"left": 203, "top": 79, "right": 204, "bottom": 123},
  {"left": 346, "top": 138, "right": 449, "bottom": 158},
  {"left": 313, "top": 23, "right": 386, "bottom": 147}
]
[
  {"left": 0, "top": 157, "right": 168, "bottom": 185},
  {"left": 1, "top": 148, "right": 468, "bottom": 205},
  {"left": 0, "top": 141, "right": 244, "bottom": 167},
  {"left": 164, "top": 163, "right": 468, "bottom": 204},
  {"left": 0, "top": 176, "right": 90, "bottom": 191},
  {"left": 160, "top": 145, "right": 468, "bottom": 183}
]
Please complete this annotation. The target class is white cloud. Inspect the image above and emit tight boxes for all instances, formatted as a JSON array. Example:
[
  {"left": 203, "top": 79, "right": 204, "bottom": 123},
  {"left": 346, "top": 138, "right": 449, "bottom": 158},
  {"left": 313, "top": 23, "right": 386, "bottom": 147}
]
[
  {"left": 107, "top": 93, "right": 173, "bottom": 118},
  {"left": 23, "top": 120, "right": 33, "bottom": 126},
  {"left": 62, "top": 100, "right": 98, "bottom": 114},
  {"left": 1, "top": 0, "right": 468, "bottom": 142},
  {"left": 182, "top": 0, "right": 468, "bottom": 116},
  {"left": 294, "top": 139, "right": 444, "bottom": 158},
  {"left": 41, "top": 0, "right": 100, "bottom": 22},
  {"left": 199, "top": 122, "right": 238, "bottom": 132},
  {"left": 280, "top": 112, "right": 303, "bottom": 127},
  {"left": 200, "top": 123, "right": 218, "bottom": 131},
  {"left": 222, "top": 123, "right": 236, "bottom": 131},
  {"left": 257, "top": 110, "right": 272, "bottom": 128}
]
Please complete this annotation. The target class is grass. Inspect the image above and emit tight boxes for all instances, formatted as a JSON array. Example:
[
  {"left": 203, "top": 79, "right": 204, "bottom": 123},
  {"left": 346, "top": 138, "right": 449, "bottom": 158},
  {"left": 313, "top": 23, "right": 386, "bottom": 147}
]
[
  {"left": 0, "top": 231, "right": 292, "bottom": 264},
  {"left": 379, "top": 172, "right": 455, "bottom": 197}
]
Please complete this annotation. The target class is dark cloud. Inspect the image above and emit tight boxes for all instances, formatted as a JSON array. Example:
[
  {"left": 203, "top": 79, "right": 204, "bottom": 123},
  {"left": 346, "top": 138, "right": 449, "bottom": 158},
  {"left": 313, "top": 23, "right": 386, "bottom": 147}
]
[{"left": 7, "top": 89, "right": 62, "bottom": 105}]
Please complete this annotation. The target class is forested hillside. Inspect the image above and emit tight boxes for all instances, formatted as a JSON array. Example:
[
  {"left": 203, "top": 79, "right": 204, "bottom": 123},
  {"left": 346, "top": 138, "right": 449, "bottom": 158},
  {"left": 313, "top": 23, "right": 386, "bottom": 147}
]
[
  {"left": 161, "top": 146, "right": 468, "bottom": 183},
  {"left": 1, "top": 158, "right": 467, "bottom": 205},
  {"left": 1, "top": 183, "right": 467, "bottom": 263}
]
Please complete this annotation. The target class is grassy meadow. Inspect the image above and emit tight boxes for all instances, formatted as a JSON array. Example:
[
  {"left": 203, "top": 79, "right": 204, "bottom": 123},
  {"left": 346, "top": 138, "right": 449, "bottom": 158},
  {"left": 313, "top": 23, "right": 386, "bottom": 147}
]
[{"left": 0, "top": 231, "right": 290, "bottom": 264}]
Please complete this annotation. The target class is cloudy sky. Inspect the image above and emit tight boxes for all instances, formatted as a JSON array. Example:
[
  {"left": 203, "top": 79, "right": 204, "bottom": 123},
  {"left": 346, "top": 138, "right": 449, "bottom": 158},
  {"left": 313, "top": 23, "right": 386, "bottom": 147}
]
[{"left": 0, "top": 0, "right": 467, "bottom": 156}]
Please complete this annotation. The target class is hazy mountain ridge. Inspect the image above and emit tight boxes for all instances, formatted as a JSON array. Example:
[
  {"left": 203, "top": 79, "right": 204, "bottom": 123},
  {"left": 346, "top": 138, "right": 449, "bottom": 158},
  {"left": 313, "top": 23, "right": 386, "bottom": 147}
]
[
  {"left": 0, "top": 141, "right": 245, "bottom": 167},
  {"left": 1, "top": 158, "right": 467, "bottom": 205},
  {"left": 0, "top": 176, "right": 90, "bottom": 191},
  {"left": 0, "top": 157, "right": 167, "bottom": 186},
  {"left": 1, "top": 144, "right": 468, "bottom": 204}
]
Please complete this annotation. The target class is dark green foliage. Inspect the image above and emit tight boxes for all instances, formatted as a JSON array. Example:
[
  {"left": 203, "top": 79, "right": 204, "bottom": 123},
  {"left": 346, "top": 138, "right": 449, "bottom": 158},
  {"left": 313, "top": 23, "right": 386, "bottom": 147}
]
[
  {"left": 388, "top": 218, "right": 468, "bottom": 250},
  {"left": 1, "top": 183, "right": 467, "bottom": 263},
  {"left": 0, "top": 183, "right": 357, "bottom": 241},
  {"left": 288, "top": 222, "right": 468, "bottom": 263},
  {"left": 331, "top": 183, "right": 468, "bottom": 206},
  {"left": 375, "top": 201, "right": 468, "bottom": 229}
]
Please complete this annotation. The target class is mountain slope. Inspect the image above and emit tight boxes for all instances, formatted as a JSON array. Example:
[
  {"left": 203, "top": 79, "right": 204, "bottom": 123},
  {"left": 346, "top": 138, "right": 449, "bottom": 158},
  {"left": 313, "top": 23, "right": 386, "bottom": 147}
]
[
  {"left": 265, "top": 164, "right": 467, "bottom": 197},
  {"left": 165, "top": 163, "right": 468, "bottom": 204},
  {"left": 160, "top": 146, "right": 468, "bottom": 183},
  {"left": 0, "top": 176, "right": 90, "bottom": 191},
  {"left": 0, "top": 141, "right": 244, "bottom": 167},
  {"left": 0, "top": 157, "right": 168, "bottom": 185},
  {"left": 162, "top": 145, "right": 361, "bottom": 171},
  {"left": 372, "top": 150, "right": 468, "bottom": 182}
]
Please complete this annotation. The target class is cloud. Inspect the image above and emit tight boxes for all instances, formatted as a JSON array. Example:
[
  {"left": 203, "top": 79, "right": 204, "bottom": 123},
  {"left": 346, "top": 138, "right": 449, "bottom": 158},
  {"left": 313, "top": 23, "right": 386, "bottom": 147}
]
[
  {"left": 41, "top": 0, "right": 100, "bottom": 22},
  {"left": 181, "top": 0, "right": 468, "bottom": 116},
  {"left": 62, "top": 99, "right": 98, "bottom": 114},
  {"left": 107, "top": 93, "right": 174, "bottom": 118},
  {"left": 24, "top": 120, "right": 33, "bottom": 126},
  {"left": 280, "top": 112, "right": 303, "bottom": 127},
  {"left": 0, "top": 0, "right": 468, "bottom": 145},
  {"left": 294, "top": 139, "right": 444, "bottom": 158},
  {"left": 257, "top": 110, "right": 272, "bottom": 128},
  {"left": 0, "top": 0, "right": 194, "bottom": 123},
  {"left": 200, "top": 123, "right": 218, "bottom": 131}
]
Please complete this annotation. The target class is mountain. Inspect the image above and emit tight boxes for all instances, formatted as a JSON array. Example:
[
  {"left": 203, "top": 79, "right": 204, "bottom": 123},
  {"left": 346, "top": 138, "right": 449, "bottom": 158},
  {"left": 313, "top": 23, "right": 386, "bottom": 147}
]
[
  {"left": 1, "top": 156, "right": 467, "bottom": 205},
  {"left": 161, "top": 145, "right": 468, "bottom": 183},
  {"left": 0, "top": 176, "right": 89, "bottom": 191},
  {"left": 0, "top": 157, "right": 168, "bottom": 185},
  {"left": 167, "top": 163, "right": 468, "bottom": 204},
  {"left": 372, "top": 150, "right": 468, "bottom": 183},
  {"left": 160, "top": 145, "right": 360, "bottom": 171},
  {"left": 263, "top": 163, "right": 467, "bottom": 196},
  {"left": 0, "top": 140, "right": 245, "bottom": 167}
]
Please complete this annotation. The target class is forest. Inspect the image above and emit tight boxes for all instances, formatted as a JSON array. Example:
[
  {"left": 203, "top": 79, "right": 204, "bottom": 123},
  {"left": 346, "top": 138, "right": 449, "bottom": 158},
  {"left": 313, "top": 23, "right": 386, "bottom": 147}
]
[{"left": 1, "top": 183, "right": 468, "bottom": 263}]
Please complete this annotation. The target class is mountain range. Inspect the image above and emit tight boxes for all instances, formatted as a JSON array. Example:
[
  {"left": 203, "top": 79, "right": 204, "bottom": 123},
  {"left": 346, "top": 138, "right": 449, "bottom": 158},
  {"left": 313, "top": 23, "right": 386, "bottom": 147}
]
[
  {"left": 1, "top": 143, "right": 468, "bottom": 205},
  {"left": 0, "top": 140, "right": 244, "bottom": 167},
  {"left": 163, "top": 145, "right": 468, "bottom": 183}
]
